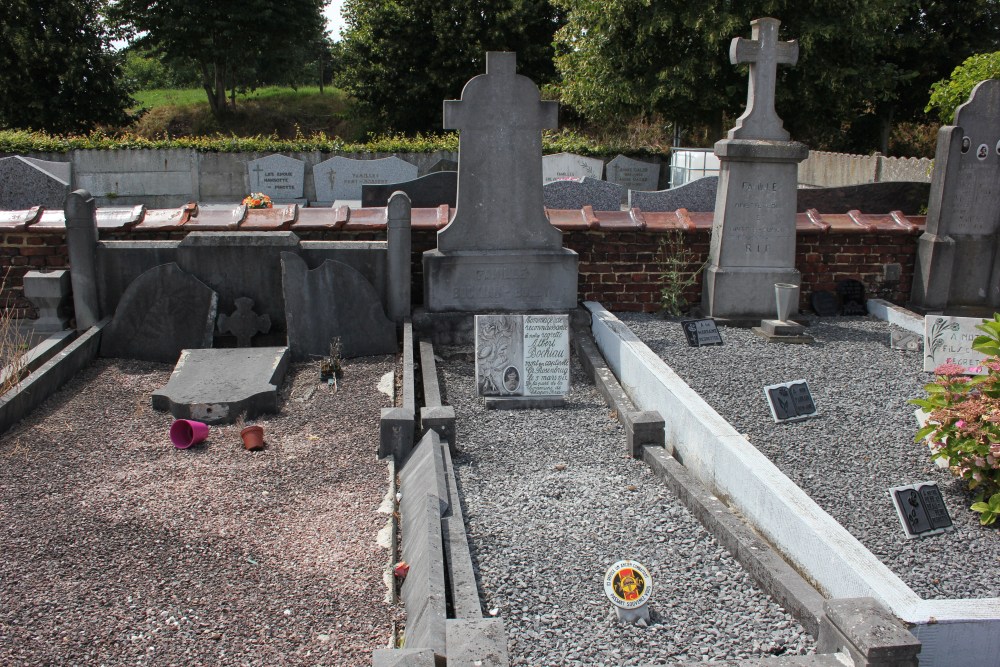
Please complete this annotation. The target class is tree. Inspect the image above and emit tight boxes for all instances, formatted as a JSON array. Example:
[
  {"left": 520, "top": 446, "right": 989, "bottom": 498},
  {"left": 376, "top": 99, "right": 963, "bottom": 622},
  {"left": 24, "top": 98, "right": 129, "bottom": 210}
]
[
  {"left": 0, "top": 0, "right": 133, "bottom": 133},
  {"left": 337, "top": 0, "right": 564, "bottom": 133},
  {"left": 112, "top": 0, "right": 327, "bottom": 119},
  {"left": 926, "top": 52, "right": 1000, "bottom": 123}
]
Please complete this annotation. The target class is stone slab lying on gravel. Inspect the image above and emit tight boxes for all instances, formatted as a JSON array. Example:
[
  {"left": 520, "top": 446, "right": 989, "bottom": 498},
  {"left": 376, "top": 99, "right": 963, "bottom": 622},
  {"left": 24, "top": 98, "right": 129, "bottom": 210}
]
[
  {"left": 439, "top": 347, "right": 814, "bottom": 666},
  {"left": 0, "top": 356, "right": 397, "bottom": 667}
]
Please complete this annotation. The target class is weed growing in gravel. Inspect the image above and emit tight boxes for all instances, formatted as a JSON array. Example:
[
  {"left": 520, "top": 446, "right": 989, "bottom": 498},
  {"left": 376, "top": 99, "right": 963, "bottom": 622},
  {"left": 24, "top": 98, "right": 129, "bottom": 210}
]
[
  {"left": 0, "top": 276, "right": 31, "bottom": 396},
  {"left": 657, "top": 230, "right": 706, "bottom": 316}
]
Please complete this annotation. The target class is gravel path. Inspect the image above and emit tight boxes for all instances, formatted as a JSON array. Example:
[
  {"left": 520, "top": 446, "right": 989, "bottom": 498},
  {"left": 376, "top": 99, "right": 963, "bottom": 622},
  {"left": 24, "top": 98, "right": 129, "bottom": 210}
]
[
  {"left": 0, "top": 357, "right": 397, "bottom": 666},
  {"left": 618, "top": 312, "right": 1000, "bottom": 601},
  {"left": 439, "top": 347, "right": 814, "bottom": 666}
]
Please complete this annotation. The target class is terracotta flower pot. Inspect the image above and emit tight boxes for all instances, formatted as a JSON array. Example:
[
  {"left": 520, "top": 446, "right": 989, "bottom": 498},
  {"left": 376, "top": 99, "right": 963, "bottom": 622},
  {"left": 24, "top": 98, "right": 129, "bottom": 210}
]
[{"left": 241, "top": 425, "right": 265, "bottom": 451}]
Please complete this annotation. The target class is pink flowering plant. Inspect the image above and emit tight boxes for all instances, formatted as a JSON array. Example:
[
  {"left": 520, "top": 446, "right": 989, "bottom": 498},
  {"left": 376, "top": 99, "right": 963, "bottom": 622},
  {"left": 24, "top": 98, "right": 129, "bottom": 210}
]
[{"left": 913, "top": 314, "right": 1000, "bottom": 525}]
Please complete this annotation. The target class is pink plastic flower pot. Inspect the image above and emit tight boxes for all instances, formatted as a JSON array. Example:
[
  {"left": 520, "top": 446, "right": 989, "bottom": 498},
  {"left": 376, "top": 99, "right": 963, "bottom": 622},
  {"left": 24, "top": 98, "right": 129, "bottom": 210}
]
[{"left": 170, "top": 419, "right": 209, "bottom": 449}]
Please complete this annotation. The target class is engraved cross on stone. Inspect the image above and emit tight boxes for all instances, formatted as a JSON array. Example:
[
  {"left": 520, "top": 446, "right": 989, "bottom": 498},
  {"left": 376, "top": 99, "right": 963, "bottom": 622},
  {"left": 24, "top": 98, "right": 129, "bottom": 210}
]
[
  {"left": 252, "top": 164, "right": 264, "bottom": 188},
  {"left": 728, "top": 17, "right": 798, "bottom": 141},
  {"left": 438, "top": 52, "right": 561, "bottom": 252}
]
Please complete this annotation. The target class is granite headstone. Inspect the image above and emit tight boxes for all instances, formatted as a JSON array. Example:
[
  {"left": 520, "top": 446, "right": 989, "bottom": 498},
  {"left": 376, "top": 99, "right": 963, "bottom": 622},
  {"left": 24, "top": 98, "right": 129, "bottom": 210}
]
[
  {"left": 923, "top": 314, "right": 989, "bottom": 373},
  {"left": 361, "top": 171, "right": 457, "bottom": 208},
  {"left": 543, "top": 177, "right": 624, "bottom": 211},
  {"left": 247, "top": 154, "right": 305, "bottom": 202},
  {"left": 628, "top": 176, "right": 719, "bottom": 212},
  {"left": 607, "top": 155, "right": 660, "bottom": 191},
  {"left": 542, "top": 152, "right": 604, "bottom": 184},
  {"left": 313, "top": 156, "right": 418, "bottom": 204},
  {"left": 0, "top": 156, "right": 71, "bottom": 210},
  {"left": 475, "top": 313, "right": 569, "bottom": 397}
]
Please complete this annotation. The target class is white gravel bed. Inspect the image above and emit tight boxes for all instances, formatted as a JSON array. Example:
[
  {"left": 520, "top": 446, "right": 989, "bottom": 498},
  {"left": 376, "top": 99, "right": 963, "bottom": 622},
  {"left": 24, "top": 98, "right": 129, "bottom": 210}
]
[
  {"left": 617, "top": 312, "right": 1000, "bottom": 601},
  {"left": 0, "top": 357, "right": 398, "bottom": 666},
  {"left": 439, "top": 348, "right": 814, "bottom": 666}
]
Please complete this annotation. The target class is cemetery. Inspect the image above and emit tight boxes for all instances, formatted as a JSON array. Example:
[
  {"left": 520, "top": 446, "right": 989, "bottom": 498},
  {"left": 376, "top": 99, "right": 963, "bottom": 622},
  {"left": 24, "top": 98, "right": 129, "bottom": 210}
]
[{"left": 2, "top": 15, "right": 1000, "bottom": 667}]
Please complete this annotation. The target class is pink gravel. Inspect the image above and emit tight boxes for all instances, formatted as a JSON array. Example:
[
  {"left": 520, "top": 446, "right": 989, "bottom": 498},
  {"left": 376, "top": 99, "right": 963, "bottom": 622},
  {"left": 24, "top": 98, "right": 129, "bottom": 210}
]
[{"left": 0, "top": 356, "right": 399, "bottom": 666}]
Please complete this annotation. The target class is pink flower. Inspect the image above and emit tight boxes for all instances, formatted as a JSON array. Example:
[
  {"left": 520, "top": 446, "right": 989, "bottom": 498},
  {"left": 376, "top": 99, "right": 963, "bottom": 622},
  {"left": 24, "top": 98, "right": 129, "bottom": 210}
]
[
  {"left": 956, "top": 420, "right": 967, "bottom": 429},
  {"left": 975, "top": 456, "right": 987, "bottom": 468},
  {"left": 988, "top": 454, "right": 996, "bottom": 467},
  {"left": 973, "top": 471, "right": 984, "bottom": 482},
  {"left": 935, "top": 363, "right": 969, "bottom": 377}
]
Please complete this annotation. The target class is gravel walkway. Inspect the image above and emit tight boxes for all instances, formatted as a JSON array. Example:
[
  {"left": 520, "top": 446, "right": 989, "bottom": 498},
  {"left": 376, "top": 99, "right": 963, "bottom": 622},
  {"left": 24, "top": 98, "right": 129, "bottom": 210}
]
[
  {"left": 618, "top": 312, "right": 1000, "bottom": 601},
  {"left": 439, "top": 347, "right": 814, "bottom": 666},
  {"left": 0, "top": 357, "right": 397, "bottom": 666}
]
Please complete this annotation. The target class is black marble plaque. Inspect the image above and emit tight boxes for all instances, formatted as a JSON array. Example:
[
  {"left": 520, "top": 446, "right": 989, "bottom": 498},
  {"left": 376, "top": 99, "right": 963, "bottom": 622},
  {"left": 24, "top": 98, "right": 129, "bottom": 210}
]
[
  {"left": 681, "top": 318, "right": 724, "bottom": 347},
  {"left": 890, "top": 482, "right": 954, "bottom": 538},
  {"left": 836, "top": 279, "right": 867, "bottom": 315},
  {"left": 811, "top": 290, "right": 840, "bottom": 316},
  {"left": 764, "top": 380, "right": 818, "bottom": 422}
]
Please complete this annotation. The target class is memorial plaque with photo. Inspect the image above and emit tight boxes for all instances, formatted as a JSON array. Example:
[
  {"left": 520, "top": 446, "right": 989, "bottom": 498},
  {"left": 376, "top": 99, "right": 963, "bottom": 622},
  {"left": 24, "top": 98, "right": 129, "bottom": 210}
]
[
  {"left": 475, "top": 314, "right": 569, "bottom": 397},
  {"left": 681, "top": 318, "right": 724, "bottom": 347},
  {"left": 923, "top": 315, "right": 988, "bottom": 373},
  {"left": 764, "top": 380, "right": 818, "bottom": 422},
  {"left": 890, "top": 330, "right": 922, "bottom": 352},
  {"left": 889, "top": 481, "right": 954, "bottom": 539}
]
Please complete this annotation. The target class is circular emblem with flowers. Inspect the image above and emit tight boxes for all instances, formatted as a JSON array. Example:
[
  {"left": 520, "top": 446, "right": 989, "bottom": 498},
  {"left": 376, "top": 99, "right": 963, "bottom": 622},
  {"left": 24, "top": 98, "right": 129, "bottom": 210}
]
[{"left": 603, "top": 560, "right": 652, "bottom": 609}]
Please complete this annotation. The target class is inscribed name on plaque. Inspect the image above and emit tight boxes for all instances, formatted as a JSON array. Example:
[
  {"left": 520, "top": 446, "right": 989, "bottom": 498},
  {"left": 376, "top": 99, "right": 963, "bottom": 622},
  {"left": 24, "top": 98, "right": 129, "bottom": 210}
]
[
  {"left": 475, "top": 314, "right": 570, "bottom": 397},
  {"left": 923, "top": 315, "right": 988, "bottom": 373}
]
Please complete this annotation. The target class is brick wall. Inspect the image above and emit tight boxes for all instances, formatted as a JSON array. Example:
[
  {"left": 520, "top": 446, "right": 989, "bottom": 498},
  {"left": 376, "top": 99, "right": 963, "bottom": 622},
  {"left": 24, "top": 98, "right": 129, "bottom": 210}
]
[{"left": 3, "top": 207, "right": 923, "bottom": 320}]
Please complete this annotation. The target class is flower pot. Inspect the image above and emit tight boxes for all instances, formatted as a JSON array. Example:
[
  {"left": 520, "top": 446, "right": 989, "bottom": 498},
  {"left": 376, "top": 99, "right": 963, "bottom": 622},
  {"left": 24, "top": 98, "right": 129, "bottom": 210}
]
[
  {"left": 241, "top": 425, "right": 265, "bottom": 451},
  {"left": 170, "top": 419, "right": 209, "bottom": 449},
  {"left": 774, "top": 283, "right": 800, "bottom": 322}
]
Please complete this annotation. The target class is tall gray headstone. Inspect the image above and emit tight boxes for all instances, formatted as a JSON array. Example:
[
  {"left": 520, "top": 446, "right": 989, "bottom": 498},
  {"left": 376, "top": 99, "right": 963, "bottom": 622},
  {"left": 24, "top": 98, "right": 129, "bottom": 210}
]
[
  {"left": 0, "top": 156, "right": 71, "bottom": 210},
  {"left": 607, "top": 155, "right": 660, "bottom": 192},
  {"left": 313, "top": 156, "right": 418, "bottom": 204},
  {"left": 247, "top": 154, "right": 305, "bottom": 202},
  {"left": 422, "top": 52, "right": 578, "bottom": 311},
  {"left": 702, "top": 18, "right": 808, "bottom": 319},
  {"left": 912, "top": 79, "right": 1000, "bottom": 311},
  {"left": 542, "top": 152, "right": 604, "bottom": 184}
]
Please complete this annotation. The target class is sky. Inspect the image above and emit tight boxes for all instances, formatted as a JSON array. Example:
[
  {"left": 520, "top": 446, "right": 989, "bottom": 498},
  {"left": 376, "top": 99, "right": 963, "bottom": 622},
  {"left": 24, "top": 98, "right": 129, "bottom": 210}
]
[{"left": 324, "top": 1, "right": 347, "bottom": 40}]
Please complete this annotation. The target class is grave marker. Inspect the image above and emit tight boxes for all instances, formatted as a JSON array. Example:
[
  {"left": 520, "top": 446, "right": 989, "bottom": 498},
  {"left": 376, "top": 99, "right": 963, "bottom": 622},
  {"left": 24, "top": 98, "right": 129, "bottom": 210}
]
[
  {"left": 0, "top": 156, "right": 71, "bottom": 209},
  {"left": 246, "top": 154, "right": 305, "bottom": 202},
  {"left": 604, "top": 559, "right": 653, "bottom": 625},
  {"left": 606, "top": 155, "right": 660, "bottom": 191},
  {"left": 542, "top": 152, "right": 604, "bottom": 184},
  {"left": 475, "top": 314, "right": 569, "bottom": 398},
  {"left": 543, "top": 177, "right": 624, "bottom": 211},
  {"left": 313, "top": 156, "right": 417, "bottom": 204},
  {"left": 923, "top": 315, "right": 988, "bottom": 373},
  {"left": 889, "top": 482, "right": 954, "bottom": 539},
  {"left": 764, "top": 379, "right": 817, "bottom": 422},
  {"left": 681, "top": 318, "right": 724, "bottom": 347}
]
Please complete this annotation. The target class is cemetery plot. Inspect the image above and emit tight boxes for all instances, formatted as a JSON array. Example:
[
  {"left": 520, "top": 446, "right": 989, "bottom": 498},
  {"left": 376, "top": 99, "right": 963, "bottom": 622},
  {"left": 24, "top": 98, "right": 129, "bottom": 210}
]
[
  {"left": 0, "top": 357, "right": 396, "bottom": 667},
  {"left": 439, "top": 348, "right": 813, "bottom": 664},
  {"left": 620, "top": 313, "right": 1000, "bottom": 600}
]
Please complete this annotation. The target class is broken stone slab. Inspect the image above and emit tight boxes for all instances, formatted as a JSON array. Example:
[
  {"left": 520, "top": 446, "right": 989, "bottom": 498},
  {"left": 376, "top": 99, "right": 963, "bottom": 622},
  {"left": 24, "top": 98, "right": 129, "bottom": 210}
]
[{"left": 151, "top": 347, "right": 290, "bottom": 425}]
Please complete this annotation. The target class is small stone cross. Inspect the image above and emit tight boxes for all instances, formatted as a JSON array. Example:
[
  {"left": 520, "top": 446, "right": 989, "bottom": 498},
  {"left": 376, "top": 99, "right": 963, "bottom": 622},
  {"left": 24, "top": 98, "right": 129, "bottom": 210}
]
[
  {"left": 728, "top": 17, "right": 798, "bottom": 141},
  {"left": 251, "top": 164, "right": 264, "bottom": 188},
  {"left": 218, "top": 297, "right": 271, "bottom": 347}
]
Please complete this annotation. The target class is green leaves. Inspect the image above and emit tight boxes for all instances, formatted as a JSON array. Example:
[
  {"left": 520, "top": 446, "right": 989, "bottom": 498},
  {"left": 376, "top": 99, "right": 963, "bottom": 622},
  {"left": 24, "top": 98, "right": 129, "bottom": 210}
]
[
  {"left": 926, "top": 51, "right": 1000, "bottom": 124},
  {"left": 971, "top": 493, "right": 1000, "bottom": 526}
]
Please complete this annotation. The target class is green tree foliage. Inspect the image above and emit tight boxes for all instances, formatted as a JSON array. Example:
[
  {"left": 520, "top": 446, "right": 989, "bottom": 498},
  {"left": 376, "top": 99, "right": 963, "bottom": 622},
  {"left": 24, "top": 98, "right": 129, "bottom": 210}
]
[
  {"left": 553, "top": 0, "right": 1000, "bottom": 153},
  {"left": 926, "top": 52, "right": 1000, "bottom": 124},
  {"left": 112, "top": 0, "right": 327, "bottom": 119},
  {"left": 337, "top": 0, "right": 564, "bottom": 132},
  {"left": 0, "top": 0, "right": 133, "bottom": 133}
]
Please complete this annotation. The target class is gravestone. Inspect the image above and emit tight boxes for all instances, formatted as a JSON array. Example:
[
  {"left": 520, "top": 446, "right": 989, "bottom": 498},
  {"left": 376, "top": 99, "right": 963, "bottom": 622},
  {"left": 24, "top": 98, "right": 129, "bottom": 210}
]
[
  {"left": 0, "top": 156, "right": 71, "bottom": 209},
  {"left": 428, "top": 158, "right": 458, "bottom": 173},
  {"left": 281, "top": 252, "right": 397, "bottom": 360},
  {"left": 836, "top": 279, "right": 866, "bottom": 315},
  {"left": 763, "top": 379, "right": 818, "bottom": 422},
  {"left": 702, "top": 18, "right": 808, "bottom": 320},
  {"left": 23, "top": 270, "right": 72, "bottom": 334},
  {"left": 217, "top": 297, "right": 271, "bottom": 347},
  {"left": 100, "top": 262, "right": 218, "bottom": 363},
  {"left": 681, "top": 318, "right": 723, "bottom": 347},
  {"left": 422, "top": 52, "right": 578, "bottom": 312},
  {"left": 247, "top": 154, "right": 305, "bottom": 203},
  {"left": 474, "top": 314, "right": 570, "bottom": 404},
  {"left": 607, "top": 155, "right": 660, "bottom": 192},
  {"left": 542, "top": 152, "right": 604, "bottom": 184},
  {"left": 888, "top": 482, "right": 954, "bottom": 539},
  {"left": 810, "top": 291, "right": 840, "bottom": 316},
  {"left": 628, "top": 177, "right": 719, "bottom": 212},
  {"left": 912, "top": 79, "right": 1000, "bottom": 311},
  {"left": 361, "top": 171, "right": 457, "bottom": 208},
  {"left": 313, "top": 156, "right": 418, "bottom": 205},
  {"left": 923, "top": 314, "right": 988, "bottom": 373},
  {"left": 543, "top": 177, "right": 624, "bottom": 211}
]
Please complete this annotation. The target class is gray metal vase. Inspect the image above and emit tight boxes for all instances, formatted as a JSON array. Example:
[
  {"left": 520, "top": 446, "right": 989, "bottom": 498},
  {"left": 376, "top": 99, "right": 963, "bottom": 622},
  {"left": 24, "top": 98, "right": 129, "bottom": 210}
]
[{"left": 774, "top": 283, "right": 800, "bottom": 322}]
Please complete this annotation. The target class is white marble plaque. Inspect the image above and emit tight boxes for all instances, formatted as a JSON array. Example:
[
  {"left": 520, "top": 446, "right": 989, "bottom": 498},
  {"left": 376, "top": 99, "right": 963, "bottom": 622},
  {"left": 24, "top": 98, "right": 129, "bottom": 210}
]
[
  {"left": 475, "top": 314, "right": 569, "bottom": 397},
  {"left": 542, "top": 152, "right": 604, "bottom": 185},
  {"left": 923, "top": 315, "right": 989, "bottom": 373},
  {"left": 313, "top": 156, "right": 417, "bottom": 202},
  {"left": 247, "top": 154, "right": 305, "bottom": 199}
]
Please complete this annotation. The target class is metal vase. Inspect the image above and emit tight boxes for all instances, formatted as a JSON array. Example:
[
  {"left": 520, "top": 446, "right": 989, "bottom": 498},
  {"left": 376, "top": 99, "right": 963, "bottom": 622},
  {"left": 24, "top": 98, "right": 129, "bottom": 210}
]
[{"left": 774, "top": 283, "right": 800, "bottom": 322}]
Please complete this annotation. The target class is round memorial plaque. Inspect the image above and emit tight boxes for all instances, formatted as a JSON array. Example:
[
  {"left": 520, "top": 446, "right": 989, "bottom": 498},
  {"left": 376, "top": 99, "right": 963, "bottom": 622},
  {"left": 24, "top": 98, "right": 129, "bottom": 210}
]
[{"left": 603, "top": 560, "right": 652, "bottom": 609}]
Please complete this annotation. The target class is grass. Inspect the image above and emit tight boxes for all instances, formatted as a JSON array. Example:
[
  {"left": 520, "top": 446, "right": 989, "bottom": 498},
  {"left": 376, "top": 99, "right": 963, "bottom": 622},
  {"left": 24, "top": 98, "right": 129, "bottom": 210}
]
[{"left": 128, "top": 85, "right": 365, "bottom": 141}]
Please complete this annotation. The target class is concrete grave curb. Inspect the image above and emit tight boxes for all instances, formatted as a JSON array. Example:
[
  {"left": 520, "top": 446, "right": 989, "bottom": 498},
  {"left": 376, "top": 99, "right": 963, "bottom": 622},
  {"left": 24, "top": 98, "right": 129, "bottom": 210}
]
[
  {"left": 584, "top": 302, "right": 995, "bottom": 666},
  {"left": 866, "top": 298, "right": 924, "bottom": 335},
  {"left": 418, "top": 338, "right": 455, "bottom": 450},
  {"left": 381, "top": 321, "right": 415, "bottom": 460}
]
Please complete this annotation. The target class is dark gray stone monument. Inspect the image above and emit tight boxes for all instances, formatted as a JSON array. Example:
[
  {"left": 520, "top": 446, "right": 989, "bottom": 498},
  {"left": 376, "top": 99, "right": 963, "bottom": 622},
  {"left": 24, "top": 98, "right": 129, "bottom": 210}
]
[
  {"left": 607, "top": 155, "right": 660, "bottom": 192},
  {"left": 23, "top": 270, "right": 72, "bottom": 334},
  {"left": 65, "top": 190, "right": 101, "bottom": 331},
  {"left": 100, "top": 262, "right": 218, "bottom": 363},
  {"left": 386, "top": 192, "right": 412, "bottom": 324},
  {"left": 628, "top": 176, "right": 719, "bottom": 212},
  {"left": 361, "top": 171, "right": 457, "bottom": 208},
  {"left": 422, "top": 52, "right": 578, "bottom": 312},
  {"left": 0, "top": 156, "right": 70, "bottom": 210},
  {"left": 217, "top": 297, "right": 271, "bottom": 347},
  {"left": 702, "top": 18, "right": 809, "bottom": 320},
  {"left": 912, "top": 79, "right": 1000, "bottom": 311},
  {"left": 543, "top": 177, "right": 624, "bottom": 211},
  {"left": 281, "top": 252, "right": 397, "bottom": 360}
]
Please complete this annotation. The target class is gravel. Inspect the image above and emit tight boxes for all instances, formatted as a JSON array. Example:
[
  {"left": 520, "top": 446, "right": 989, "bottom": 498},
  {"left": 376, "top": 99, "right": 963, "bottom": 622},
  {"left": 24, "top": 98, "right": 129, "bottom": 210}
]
[
  {"left": 0, "top": 357, "right": 398, "bottom": 666},
  {"left": 439, "top": 347, "right": 814, "bottom": 666},
  {"left": 617, "top": 312, "right": 1000, "bottom": 601}
]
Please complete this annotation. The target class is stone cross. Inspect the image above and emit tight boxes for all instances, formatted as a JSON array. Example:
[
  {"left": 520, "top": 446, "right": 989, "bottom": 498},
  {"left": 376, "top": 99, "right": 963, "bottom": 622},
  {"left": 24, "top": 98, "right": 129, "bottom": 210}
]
[
  {"left": 251, "top": 164, "right": 264, "bottom": 188},
  {"left": 728, "top": 17, "right": 798, "bottom": 141},
  {"left": 218, "top": 296, "right": 271, "bottom": 347},
  {"left": 438, "top": 51, "right": 561, "bottom": 252}
]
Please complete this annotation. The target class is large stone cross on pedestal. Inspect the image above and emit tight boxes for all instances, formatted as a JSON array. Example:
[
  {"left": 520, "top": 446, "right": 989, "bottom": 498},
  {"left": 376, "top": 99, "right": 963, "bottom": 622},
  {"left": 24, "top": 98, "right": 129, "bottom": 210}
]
[
  {"left": 439, "top": 52, "right": 561, "bottom": 252},
  {"left": 728, "top": 17, "right": 798, "bottom": 141}
]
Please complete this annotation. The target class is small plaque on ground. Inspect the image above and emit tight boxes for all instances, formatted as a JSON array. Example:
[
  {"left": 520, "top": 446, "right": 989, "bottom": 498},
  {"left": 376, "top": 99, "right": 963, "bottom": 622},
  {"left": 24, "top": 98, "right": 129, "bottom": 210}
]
[
  {"left": 681, "top": 318, "right": 724, "bottom": 347},
  {"left": 889, "top": 481, "right": 954, "bottom": 539},
  {"left": 603, "top": 560, "right": 652, "bottom": 610},
  {"left": 475, "top": 314, "right": 570, "bottom": 398},
  {"left": 763, "top": 380, "right": 818, "bottom": 422},
  {"left": 836, "top": 279, "right": 867, "bottom": 315},
  {"left": 890, "top": 330, "right": 922, "bottom": 352},
  {"left": 923, "top": 315, "right": 988, "bottom": 373},
  {"left": 810, "top": 290, "right": 840, "bottom": 316}
]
